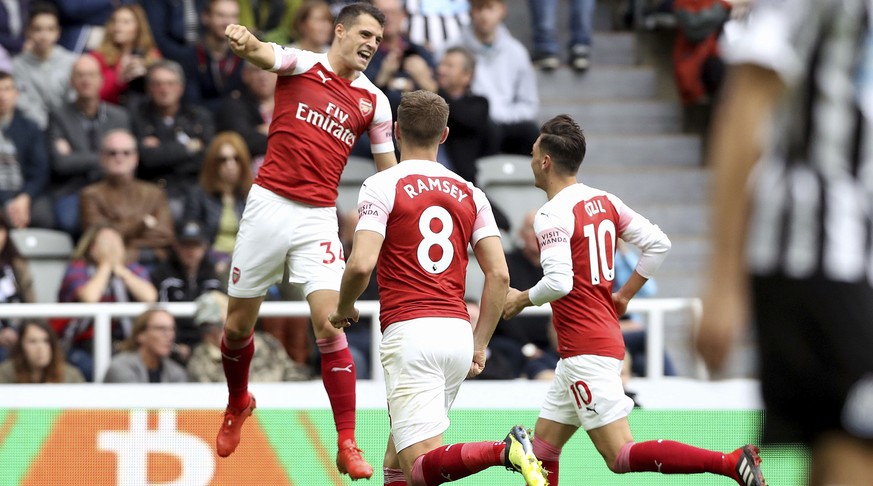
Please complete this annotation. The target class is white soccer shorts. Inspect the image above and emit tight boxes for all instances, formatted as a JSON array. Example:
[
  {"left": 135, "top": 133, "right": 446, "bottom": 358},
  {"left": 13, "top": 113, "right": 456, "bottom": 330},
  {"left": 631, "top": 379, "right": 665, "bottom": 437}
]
[
  {"left": 539, "top": 354, "right": 635, "bottom": 431},
  {"left": 380, "top": 317, "right": 473, "bottom": 453},
  {"left": 228, "top": 185, "right": 345, "bottom": 298}
]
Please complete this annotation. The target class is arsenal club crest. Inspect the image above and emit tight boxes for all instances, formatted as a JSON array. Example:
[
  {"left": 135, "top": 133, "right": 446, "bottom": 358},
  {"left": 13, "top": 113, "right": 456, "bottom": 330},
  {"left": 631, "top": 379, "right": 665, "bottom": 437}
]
[
  {"left": 359, "top": 98, "right": 373, "bottom": 116},
  {"left": 232, "top": 267, "right": 241, "bottom": 284}
]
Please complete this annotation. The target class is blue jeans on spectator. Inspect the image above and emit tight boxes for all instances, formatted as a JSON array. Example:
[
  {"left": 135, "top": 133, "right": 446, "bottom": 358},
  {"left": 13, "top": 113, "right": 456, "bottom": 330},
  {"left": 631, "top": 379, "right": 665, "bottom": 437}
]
[
  {"left": 54, "top": 192, "right": 80, "bottom": 237},
  {"left": 345, "top": 324, "right": 371, "bottom": 380},
  {"left": 623, "top": 328, "right": 677, "bottom": 377},
  {"left": 67, "top": 346, "right": 94, "bottom": 382},
  {"left": 528, "top": 0, "right": 596, "bottom": 56}
]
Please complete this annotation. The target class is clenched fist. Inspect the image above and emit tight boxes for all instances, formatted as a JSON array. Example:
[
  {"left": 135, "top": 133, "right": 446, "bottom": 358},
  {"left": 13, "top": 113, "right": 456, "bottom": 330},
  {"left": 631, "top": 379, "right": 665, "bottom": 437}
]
[{"left": 225, "top": 24, "right": 256, "bottom": 56}]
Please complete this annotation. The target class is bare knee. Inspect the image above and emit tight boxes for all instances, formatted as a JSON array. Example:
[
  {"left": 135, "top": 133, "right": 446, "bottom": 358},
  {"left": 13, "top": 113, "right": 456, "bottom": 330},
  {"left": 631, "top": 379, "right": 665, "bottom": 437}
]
[{"left": 224, "top": 297, "right": 262, "bottom": 339}]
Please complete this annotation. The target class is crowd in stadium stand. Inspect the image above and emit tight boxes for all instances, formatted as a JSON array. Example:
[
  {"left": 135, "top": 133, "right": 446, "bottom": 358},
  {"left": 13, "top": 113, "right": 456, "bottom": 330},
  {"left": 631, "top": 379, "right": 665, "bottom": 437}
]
[{"left": 0, "top": 0, "right": 691, "bottom": 383}]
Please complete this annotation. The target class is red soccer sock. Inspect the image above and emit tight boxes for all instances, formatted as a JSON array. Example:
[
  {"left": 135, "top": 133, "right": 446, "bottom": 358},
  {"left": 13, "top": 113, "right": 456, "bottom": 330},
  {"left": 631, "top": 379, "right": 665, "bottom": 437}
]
[
  {"left": 625, "top": 440, "right": 732, "bottom": 476},
  {"left": 410, "top": 441, "right": 504, "bottom": 485},
  {"left": 384, "top": 467, "right": 407, "bottom": 485},
  {"left": 221, "top": 331, "right": 254, "bottom": 410},
  {"left": 318, "top": 334, "right": 357, "bottom": 438},
  {"left": 533, "top": 438, "right": 561, "bottom": 485}
]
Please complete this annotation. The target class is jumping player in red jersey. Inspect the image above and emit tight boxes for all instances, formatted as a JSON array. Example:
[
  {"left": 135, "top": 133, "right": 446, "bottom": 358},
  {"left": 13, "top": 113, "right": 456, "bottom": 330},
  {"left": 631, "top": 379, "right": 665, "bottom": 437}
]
[
  {"left": 216, "top": 3, "right": 396, "bottom": 480},
  {"left": 328, "top": 90, "right": 549, "bottom": 486},
  {"left": 502, "top": 114, "right": 766, "bottom": 486}
]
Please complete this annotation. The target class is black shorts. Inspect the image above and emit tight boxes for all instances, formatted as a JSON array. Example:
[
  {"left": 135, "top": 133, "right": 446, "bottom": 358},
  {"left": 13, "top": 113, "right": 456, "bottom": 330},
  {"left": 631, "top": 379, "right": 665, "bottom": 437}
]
[{"left": 752, "top": 275, "right": 873, "bottom": 445}]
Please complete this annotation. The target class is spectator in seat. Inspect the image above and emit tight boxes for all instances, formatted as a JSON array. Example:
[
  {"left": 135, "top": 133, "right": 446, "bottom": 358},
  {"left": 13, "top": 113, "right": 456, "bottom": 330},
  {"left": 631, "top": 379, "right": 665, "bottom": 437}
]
[
  {"left": 132, "top": 60, "right": 215, "bottom": 213},
  {"left": 457, "top": 0, "right": 540, "bottom": 156},
  {"left": 181, "top": 0, "right": 245, "bottom": 114},
  {"left": 54, "top": 0, "right": 138, "bottom": 54},
  {"left": 365, "top": 0, "right": 437, "bottom": 118},
  {"left": 0, "top": 212, "right": 34, "bottom": 362},
  {"left": 12, "top": 2, "right": 78, "bottom": 130},
  {"left": 103, "top": 308, "right": 189, "bottom": 383},
  {"left": 435, "top": 46, "right": 493, "bottom": 184},
  {"left": 182, "top": 131, "right": 252, "bottom": 276},
  {"left": 79, "top": 129, "right": 174, "bottom": 266},
  {"left": 492, "top": 210, "right": 559, "bottom": 380},
  {"left": 141, "top": 0, "right": 207, "bottom": 66},
  {"left": 187, "top": 290, "right": 310, "bottom": 382},
  {"left": 151, "top": 218, "right": 223, "bottom": 358},
  {"left": 89, "top": 4, "right": 162, "bottom": 108},
  {"left": 47, "top": 54, "right": 132, "bottom": 237},
  {"left": 57, "top": 223, "right": 157, "bottom": 381},
  {"left": 673, "top": 0, "right": 730, "bottom": 131},
  {"left": 0, "top": 70, "right": 51, "bottom": 230},
  {"left": 215, "top": 62, "right": 275, "bottom": 174},
  {"left": 290, "top": 0, "right": 335, "bottom": 53},
  {"left": 0, "top": 320, "right": 84, "bottom": 383}
]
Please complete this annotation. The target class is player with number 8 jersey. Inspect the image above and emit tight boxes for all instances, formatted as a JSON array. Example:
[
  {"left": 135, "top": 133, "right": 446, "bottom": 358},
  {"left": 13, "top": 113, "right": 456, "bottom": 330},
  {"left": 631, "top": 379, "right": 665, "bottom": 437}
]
[
  {"left": 502, "top": 115, "right": 766, "bottom": 486},
  {"left": 359, "top": 169, "right": 486, "bottom": 330},
  {"left": 330, "top": 91, "right": 548, "bottom": 486}
]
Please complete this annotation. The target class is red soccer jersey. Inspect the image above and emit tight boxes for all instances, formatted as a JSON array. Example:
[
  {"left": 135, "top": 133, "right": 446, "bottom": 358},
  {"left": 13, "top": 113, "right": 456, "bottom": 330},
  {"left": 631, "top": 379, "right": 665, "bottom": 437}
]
[
  {"left": 356, "top": 160, "right": 501, "bottom": 330},
  {"left": 530, "top": 183, "right": 670, "bottom": 359},
  {"left": 255, "top": 45, "right": 394, "bottom": 207}
]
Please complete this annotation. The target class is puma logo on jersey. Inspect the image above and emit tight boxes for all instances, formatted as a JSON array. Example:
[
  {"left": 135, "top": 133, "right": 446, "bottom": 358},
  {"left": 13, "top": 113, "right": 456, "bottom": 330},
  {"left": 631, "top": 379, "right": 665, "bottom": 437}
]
[
  {"left": 317, "top": 70, "right": 332, "bottom": 84},
  {"left": 221, "top": 353, "right": 240, "bottom": 362},
  {"left": 441, "top": 472, "right": 452, "bottom": 481},
  {"left": 655, "top": 460, "right": 663, "bottom": 473},
  {"left": 331, "top": 364, "right": 353, "bottom": 373},
  {"left": 585, "top": 403, "right": 599, "bottom": 415}
]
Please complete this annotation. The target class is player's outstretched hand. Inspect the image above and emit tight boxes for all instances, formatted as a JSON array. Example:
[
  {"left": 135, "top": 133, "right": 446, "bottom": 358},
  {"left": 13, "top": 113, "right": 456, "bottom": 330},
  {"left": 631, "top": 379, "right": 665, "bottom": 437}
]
[
  {"left": 328, "top": 307, "right": 360, "bottom": 329},
  {"left": 468, "top": 349, "right": 487, "bottom": 378},
  {"left": 503, "top": 287, "right": 527, "bottom": 320},
  {"left": 225, "top": 24, "right": 255, "bottom": 56},
  {"left": 696, "top": 282, "right": 747, "bottom": 374}
]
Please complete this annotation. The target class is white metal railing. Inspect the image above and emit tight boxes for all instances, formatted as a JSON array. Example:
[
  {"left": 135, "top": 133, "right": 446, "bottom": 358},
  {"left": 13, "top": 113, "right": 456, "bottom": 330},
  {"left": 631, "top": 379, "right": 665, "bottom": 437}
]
[{"left": 0, "top": 298, "right": 700, "bottom": 383}]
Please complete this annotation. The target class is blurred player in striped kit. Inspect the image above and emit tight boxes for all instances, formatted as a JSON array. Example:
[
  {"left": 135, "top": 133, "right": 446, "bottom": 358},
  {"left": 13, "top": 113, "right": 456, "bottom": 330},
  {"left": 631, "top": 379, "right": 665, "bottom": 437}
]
[{"left": 700, "top": 1, "right": 873, "bottom": 484}]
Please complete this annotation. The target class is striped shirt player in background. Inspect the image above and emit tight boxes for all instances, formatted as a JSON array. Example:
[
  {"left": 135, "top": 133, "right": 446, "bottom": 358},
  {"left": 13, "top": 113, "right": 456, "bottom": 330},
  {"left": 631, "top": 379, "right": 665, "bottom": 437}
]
[
  {"left": 329, "top": 90, "right": 548, "bottom": 486},
  {"left": 699, "top": 0, "right": 873, "bottom": 484},
  {"left": 502, "top": 114, "right": 766, "bottom": 486},
  {"left": 216, "top": 3, "right": 396, "bottom": 480}
]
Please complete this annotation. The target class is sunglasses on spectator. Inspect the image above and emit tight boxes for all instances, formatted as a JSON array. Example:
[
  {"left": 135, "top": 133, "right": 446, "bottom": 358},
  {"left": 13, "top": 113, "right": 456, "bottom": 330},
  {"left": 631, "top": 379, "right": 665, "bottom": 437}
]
[
  {"left": 218, "top": 154, "right": 240, "bottom": 162},
  {"left": 103, "top": 149, "right": 136, "bottom": 157}
]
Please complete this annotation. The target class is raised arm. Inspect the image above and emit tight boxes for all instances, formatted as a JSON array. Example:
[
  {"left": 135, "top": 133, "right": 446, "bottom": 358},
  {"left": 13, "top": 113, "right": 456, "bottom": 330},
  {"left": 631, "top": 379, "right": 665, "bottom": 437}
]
[{"left": 225, "top": 24, "right": 275, "bottom": 71}]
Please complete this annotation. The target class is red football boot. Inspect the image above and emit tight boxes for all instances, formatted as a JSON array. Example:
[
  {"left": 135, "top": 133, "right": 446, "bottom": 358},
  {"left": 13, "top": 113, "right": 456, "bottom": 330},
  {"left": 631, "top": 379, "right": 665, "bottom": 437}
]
[
  {"left": 216, "top": 393, "right": 256, "bottom": 458},
  {"left": 336, "top": 438, "right": 374, "bottom": 480}
]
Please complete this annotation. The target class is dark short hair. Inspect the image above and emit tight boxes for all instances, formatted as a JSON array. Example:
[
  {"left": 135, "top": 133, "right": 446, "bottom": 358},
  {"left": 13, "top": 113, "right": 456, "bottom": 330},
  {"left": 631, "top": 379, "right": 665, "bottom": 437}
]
[
  {"left": 28, "top": 2, "right": 60, "bottom": 26},
  {"left": 444, "top": 46, "right": 476, "bottom": 75},
  {"left": 336, "top": 2, "right": 385, "bottom": 28},
  {"left": 397, "top": 90, "right": 449, "bottom": 147},
  {"left": 147, "top": 59, "right": 186, "bottom": 86},
  {"left": 539, "top": 114, "right": 587, "bottom": 175},
  {"left": 470, "top": 0, "right": 504, "bottom": 8}
]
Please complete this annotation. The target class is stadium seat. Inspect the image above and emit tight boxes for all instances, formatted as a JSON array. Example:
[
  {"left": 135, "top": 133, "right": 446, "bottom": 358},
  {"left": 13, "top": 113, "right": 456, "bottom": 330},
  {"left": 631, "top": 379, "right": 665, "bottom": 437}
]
[
  {"left": 465, "top": 254, "right": 485, "bottom": 302},
  {"left": 10, "top": 228, "right": 74, "bottom": 303},
  {"left": 476, "top": 154, "right": 547, "bottom": 236},
  {"left": 337, "top": 156, "right": 377, "bottom": 213}
]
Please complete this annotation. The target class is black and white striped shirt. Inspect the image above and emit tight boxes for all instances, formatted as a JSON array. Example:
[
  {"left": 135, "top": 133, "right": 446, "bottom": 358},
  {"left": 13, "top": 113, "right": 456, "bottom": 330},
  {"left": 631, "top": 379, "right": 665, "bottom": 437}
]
[{"left": 725, "top": 0, "right": 873, "bottom": 285}]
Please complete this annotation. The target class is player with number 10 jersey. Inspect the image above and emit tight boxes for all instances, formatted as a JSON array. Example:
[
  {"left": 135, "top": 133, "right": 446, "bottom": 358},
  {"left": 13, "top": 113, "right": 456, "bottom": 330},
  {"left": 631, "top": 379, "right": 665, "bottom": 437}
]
[{"left": 535, "top": 186, "right": 666, "bottom": 359}]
